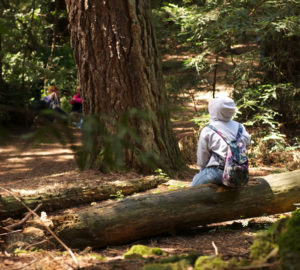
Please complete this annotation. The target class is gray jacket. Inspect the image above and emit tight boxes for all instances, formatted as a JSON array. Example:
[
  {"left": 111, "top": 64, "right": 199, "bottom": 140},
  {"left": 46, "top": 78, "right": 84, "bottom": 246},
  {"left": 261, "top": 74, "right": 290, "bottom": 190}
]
[{"left": 196, "top": 97, "right": 251, "bottom": 170}]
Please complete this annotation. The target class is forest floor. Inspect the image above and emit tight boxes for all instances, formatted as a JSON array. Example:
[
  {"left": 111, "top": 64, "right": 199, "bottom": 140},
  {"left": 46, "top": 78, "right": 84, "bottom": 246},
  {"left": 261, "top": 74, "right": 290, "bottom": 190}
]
[
  {"left": 0, "top": 46, "right": 299, "bottom": 269},
  {"left": 0, "top": 99, "right": 295, "bottom": 270}
]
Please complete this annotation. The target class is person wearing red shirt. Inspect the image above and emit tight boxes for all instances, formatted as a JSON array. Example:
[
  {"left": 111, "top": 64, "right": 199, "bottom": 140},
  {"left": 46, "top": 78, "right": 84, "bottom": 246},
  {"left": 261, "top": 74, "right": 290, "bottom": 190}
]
[
  {"left": 70, "top": 86, "right": 82, "bottom": 113},
  {"left": 70, "top": 86, "right": 83, "bottom": 128}
]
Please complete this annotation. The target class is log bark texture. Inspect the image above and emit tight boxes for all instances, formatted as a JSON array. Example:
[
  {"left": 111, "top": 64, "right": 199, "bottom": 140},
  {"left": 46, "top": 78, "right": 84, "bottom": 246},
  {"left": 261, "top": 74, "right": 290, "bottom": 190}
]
[
  {"left": 0, "top": 176, "right": 166, "bottom": 219},
  {"left": 53, "top": 170, "right": 300, "bottom": 249}
]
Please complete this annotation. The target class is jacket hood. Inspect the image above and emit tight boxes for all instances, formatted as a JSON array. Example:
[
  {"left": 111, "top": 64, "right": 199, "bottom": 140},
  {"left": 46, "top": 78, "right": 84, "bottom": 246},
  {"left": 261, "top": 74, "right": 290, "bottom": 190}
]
[{"left": 208, "top": 97, "right": 236, "bottom": 122}]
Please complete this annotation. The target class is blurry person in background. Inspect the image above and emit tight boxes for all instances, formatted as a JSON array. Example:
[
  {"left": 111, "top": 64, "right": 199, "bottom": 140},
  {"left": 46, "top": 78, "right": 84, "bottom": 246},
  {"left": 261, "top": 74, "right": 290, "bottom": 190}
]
[
  {"left": 43, "top": 86, "right": 66, "bottom": 115},
  {"left": 70, "top": 86, "right": 82, "bottom": 114},
  {"left": 70, "top": 86, "right": 83, "bottom": 128}
]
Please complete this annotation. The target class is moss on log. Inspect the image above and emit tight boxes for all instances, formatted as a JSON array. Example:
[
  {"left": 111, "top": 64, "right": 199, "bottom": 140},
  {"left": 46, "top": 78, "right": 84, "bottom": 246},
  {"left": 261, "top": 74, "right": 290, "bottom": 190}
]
[
  {"left": 0, "top": 176, "right": 166, "bottom": 219},
  {"left": 52, "top": 170, "right": 300, "bottom": 249}
]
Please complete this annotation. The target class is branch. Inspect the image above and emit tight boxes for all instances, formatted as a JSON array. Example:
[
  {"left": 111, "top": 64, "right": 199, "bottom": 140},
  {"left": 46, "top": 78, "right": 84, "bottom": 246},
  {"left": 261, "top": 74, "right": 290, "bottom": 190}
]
[
  {"left": 4, "top": 203, "right": 42, "bottom": 231},
  {"left": 0, "top": 229, "right": 22, "bottom": 236},
  {"left": 0, "top": 187, "right": 80, "bottom": 269},
  {"left": 212, "top": 241, "right": 218, "bottom": 255}
]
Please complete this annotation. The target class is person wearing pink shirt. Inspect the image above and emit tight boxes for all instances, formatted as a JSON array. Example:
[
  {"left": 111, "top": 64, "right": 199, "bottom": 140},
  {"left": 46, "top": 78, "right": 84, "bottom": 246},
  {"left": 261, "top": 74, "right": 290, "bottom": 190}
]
[
  {"left": 70, "top": 86, "right": 82, "bottom": 113},
  {"left": 70, "top": 86, "right": 83, "bottom": 128}
]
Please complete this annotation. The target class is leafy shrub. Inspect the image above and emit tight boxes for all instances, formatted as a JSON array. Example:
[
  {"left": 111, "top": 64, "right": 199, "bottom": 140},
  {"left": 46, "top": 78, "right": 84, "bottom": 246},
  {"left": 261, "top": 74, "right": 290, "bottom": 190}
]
[{"left": 250, "top": 209, "right": 300, "bottom": 270}]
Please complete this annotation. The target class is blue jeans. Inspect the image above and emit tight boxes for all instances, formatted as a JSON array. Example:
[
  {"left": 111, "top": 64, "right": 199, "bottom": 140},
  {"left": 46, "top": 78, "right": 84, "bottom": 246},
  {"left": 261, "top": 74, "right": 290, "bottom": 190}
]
[{"left": 191, "top": 167, "right": 223, "bottom": 186}]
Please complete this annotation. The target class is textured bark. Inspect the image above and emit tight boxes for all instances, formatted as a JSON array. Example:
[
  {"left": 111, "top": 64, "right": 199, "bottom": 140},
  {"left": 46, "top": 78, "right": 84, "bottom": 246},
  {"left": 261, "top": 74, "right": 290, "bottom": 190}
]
[
  {"left": 0, "top": 176, "right": 166, "bottom": 219},
  {"left": 52, "top": 170, "right": 300, "bottom": 249},
  {"left": 64, "top": 0, "right": 183, "bottom": 173}
]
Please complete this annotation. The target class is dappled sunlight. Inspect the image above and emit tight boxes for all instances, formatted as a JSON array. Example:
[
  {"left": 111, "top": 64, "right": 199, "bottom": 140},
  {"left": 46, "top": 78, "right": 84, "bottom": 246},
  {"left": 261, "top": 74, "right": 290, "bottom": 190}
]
[
  {"left": 8, "top": 156, "right": 35, "bottom": 161},
  {"left": 0, "top": 141, "right": 78, "bottom": 195},
  {"left": 10, "top": 189, "right": 37, "bottom": 196},
  {"left": 0, "top": 138, "right": 145, "bottom": 196},
  {"left": 242, "top": 231, "right": 256, "bottom": 237},
  {"left": 0, "top": 166, "right": 29, "bottom": 176},
  {"left": 182, "top": 88, "right": 233, "bottom": 112},
  {"left": 0, "top": 163, "right": 25, "bottom": 169},
  {"left": 0, "top": 146, "right": 18, "bottom": 154}
]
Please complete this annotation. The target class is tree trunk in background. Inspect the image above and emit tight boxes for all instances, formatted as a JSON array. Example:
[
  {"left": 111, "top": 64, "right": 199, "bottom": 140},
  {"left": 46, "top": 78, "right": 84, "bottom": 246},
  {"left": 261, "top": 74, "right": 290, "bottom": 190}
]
[
  {"left": 65, "top": 0, "right": 183, "bottom": 173},
  {"left": 53, "top": 170, "right": 300, "bottom": 249}
]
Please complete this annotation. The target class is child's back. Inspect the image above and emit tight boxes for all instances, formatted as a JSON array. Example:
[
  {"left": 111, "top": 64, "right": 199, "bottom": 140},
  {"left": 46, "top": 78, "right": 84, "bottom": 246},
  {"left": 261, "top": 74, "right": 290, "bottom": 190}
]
[{"left": 192, "top": 97, "right": 250, "bottom": 187}]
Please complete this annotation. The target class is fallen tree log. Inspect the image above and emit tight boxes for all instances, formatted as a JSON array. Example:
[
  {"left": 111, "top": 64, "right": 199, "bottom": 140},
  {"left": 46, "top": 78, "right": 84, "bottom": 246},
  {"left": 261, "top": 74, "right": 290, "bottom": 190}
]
[
  {"left": 0, "top": 176, "right": 166, "bottom": 219},
  {"left": 52, "top": 170, "right": 300, "bottom": 249}
]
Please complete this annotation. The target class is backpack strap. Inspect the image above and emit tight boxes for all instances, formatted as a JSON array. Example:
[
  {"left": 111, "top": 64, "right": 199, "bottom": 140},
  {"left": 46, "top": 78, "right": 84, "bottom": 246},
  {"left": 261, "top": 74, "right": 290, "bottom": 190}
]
[
  {"left": 207, "top": 125, "right": 230, "bottom": 144},
  {"left": 236, "top": 123, "right": 243, "bottom": 140},
  {"left": 208, "top": 124, "right": 243, "bottom": 142}
]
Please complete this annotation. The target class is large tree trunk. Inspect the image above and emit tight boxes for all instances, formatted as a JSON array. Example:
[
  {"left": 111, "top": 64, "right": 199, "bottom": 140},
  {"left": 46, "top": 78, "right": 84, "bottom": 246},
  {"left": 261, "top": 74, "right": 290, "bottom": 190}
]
[
  {"left": 65, "top": 0, "right": 183, "bottom": 173},
  {"left": 52, "top": 170, "right": 300, "bottom": 249},
  {"left": 0, "top": 176, "right": 165, "bottom": 220}
]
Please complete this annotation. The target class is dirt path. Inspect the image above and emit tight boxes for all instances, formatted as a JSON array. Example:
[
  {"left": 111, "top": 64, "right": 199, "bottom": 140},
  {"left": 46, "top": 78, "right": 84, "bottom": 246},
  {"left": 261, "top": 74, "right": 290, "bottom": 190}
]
[
  {"left": 0, "top": 112, "right": 276, "bottom": 197},
  {"left": 0, "top": 132, "right": 147, "bottom": 197}
]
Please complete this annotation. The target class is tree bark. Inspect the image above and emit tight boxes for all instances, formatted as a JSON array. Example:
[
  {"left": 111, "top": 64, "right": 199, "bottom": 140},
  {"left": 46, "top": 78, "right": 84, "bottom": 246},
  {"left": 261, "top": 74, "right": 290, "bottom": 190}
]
[
  {"left": 0, "top": 176, "right": 166, "bottom": 220},
  {"left": 52, "top": 170, "right": 300, "bottom": 249},
  {"left": 64, "top": 0, "right": 183, "bottom": 173}
]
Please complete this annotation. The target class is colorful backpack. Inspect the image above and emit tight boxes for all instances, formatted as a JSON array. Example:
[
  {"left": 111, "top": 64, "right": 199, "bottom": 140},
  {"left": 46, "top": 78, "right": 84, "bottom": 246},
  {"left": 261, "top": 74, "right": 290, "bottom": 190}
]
[{"left": 208, "top": 124, "right": 249, "bottom": 187}]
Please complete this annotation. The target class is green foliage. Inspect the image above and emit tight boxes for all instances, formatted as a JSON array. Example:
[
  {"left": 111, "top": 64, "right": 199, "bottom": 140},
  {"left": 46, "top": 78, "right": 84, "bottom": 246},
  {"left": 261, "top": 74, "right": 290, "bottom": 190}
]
[
  {"left": 161, "top": 0, "right": 300, "bottom": 85},
  {"left": 277, "top": 209, "right": 300, "bottom": 269},
  {"left": 110, "top": 190, "right": 125, "bottom": 201},
  {"left": 235, "top": 84, "right": 282, "bottom": 127},
  {"left": 76, "top": 110, "right": 162, "bottom": 173},
  {"left": 155, "top": 0, "right": 300, "bottom": 135},
  {"left": 190, "top": 109, "right": 210, "bottom": 128},
  {"left": 76, "top": 114, "right": 128, "bottom": 171},
  {"left": 142, "top": 260, "right": 189, "bottom": 270},
  {"left": 60, "top": 96, "right": 72, "bottom": 114},
  {"left": 235, "top": 83, "right": 300, "bottom": 152},
  {"left": 158, "top": 251, "right": 199, "bottom": 265},
  {"left": 164, "top": 70, "right": 209, "bottom": 105},
  {"left": 0, "top": 0, "right": 77, "bottom": 124},
  {"left": 140, "top": 250, "right": 199, "bottom": 269},
  {"left": 250, "top": 209, "right": 300, "bottom": 270},
  {"left": 124, "top": 245, "right": 166, "bottom": 259},
  {"left": 194, "top": 256, "right": 229, "bottom": 270},
  {"left": 250, "top": 231, "right": 279, "bottom": 261},
  {"left": 154, "top": 168, "right": 170, "bottom": 180}
]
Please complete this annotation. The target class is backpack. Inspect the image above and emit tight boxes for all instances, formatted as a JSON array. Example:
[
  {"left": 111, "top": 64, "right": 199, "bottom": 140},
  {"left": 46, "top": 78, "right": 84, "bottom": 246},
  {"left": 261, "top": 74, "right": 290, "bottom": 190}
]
[{"left": 208, "top": 124, "right": 249, "bottom": 187}]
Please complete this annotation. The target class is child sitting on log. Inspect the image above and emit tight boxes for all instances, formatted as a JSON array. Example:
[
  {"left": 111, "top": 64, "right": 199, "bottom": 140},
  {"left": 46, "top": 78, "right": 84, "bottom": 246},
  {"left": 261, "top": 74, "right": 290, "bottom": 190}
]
[{"left": 191, "top": 97, "right": 251, "bottom": 187}]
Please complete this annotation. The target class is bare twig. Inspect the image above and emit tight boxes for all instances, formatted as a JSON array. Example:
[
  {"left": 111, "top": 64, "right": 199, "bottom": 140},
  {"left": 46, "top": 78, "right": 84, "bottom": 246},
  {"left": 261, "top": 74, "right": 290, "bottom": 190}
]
[
  {"left": 4, "top": 203, "right": 42, "bottom": 231},
  {"left": 262, "top": 246, "right": 279, "bottom": 262},
  {"left": 212, "top": 241, "right": 218, "bottom": 255},
  {"left": 0, "top": 187, "right": 80, "bottom": 269},
  {"left": 0, "top": 229, "right": 22, "bottom": 236},
  {"left": 24, "top": 238, "right": 55, "bottom": 251}
]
